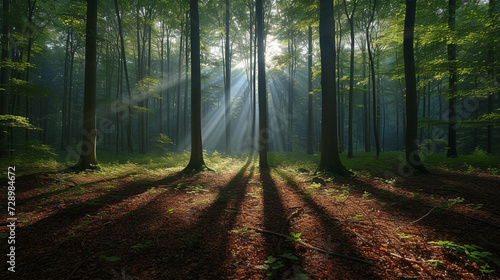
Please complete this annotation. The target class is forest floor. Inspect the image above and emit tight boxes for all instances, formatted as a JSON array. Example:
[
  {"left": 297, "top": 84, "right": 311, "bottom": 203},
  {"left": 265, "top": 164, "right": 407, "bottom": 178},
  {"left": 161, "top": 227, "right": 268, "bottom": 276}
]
[{"left": 1, "top": 152, "right": 500, "bottom": 279}]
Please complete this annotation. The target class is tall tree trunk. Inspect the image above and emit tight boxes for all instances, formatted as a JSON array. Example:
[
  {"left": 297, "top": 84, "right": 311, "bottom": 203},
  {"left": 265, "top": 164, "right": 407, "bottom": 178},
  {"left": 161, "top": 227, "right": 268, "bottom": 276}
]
[
  {"left": 176, "top": 15, "right": 184, "bottom": 151},
  {"left": 225, "top": 0, "right": 232, "bottom": 154},
  {"left": 317, "top": 0, "right": 350, "bottom": 175},
  {"left": 287, "top": 28, "right": 295, "bottom": 152},
  {"left": 160, "top": 21, "right": 164, "bottom": 134},
  {"left": 257, "top": 0, "right": 268, "bottom": 168},
  {"left": 343, "top": 0, "right": 358, "bottom": 158},
  {"left": 487, "top": 0, "right": 497, "bottom": 154},
  {"left": 366, "top": 0, "right": 379, "bottom": 158},
  {"left": 337, "top": 12, "right": 343, "bottom": 153},
  {"left": 114, "top": 0, "right": 133, "bottom": 153},
  {"left": 306, "top": 26, "right": 314, "bottom": 155},
  {"left": 362, "top": 44, "right": 370, "bottom": 152},
  {"left": 404, "top": 0, "right": 428, "bottom": 174},
  {"left": 447, "top": 0, "right": 458, "bottom": 158},
  {"left": 184, "top": 13, "right": 189, "bottom": 151},
  {"left": 73, "top": 0, "right": 98, "bottom": 170},
  {"left": 183, "top": 0, "right": 208, "bottom": 172},
  {"left": 61, "top": 31, "right": 71, "bottom": 150}
]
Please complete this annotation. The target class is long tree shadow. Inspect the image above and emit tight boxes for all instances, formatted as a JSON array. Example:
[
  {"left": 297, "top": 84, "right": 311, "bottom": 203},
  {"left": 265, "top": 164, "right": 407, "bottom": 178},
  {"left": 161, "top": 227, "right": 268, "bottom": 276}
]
[
  {"left": 47, "top": 156, "right": 257, "bottom": 279},
  {"left": 391, "top": 170, "right": 500, "bottom": 218},
  {"left": 3, "top": 171, "right": 196, "bottom": 279},
  {"left": 275, "top": 169, "right": 382, "bottom": 279},
  {"left": 336, "top": 175, "right": 500, "bottom": 260},
  {"left": 260, "top": 167, "right": 305, "bottom": 279}
]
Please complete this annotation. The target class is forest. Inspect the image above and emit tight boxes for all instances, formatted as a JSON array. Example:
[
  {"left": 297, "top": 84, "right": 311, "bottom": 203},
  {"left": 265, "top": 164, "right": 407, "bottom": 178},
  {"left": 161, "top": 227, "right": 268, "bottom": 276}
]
[{"left": 0, "top": 0, "right": 499, "bottom": 279}]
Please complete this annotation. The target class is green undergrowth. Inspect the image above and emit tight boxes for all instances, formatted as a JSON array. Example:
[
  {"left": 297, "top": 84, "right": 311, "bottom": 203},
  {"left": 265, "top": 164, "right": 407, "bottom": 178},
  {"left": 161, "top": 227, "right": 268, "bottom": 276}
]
[{"left": 2, "top": 147, "right": 498, "bottom": 180}]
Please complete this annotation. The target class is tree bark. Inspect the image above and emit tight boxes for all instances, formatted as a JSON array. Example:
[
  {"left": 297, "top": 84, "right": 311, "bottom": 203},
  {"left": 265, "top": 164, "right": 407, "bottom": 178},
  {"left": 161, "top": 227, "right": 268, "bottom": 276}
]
[
  {"left": 114, "top": 0, "right": 133, "bottom": 153},
  {"left": 183, "top": 0, "right": 208, "bottom": 172},
  {"left": 317, "top": 0, "right": 350, "bottom": 176},
  {"left": 447, "top": 0, "right": 458, "bottom": 158},
  {"left": 343, "top": 0, "right": 358, "bottom": 158},
  {"left": 176, "top": 14, "right": 184, "bottom": 151},
  {"left": 487, "top": 0, "right": 496, "bottom": 154},
  {"left": 225, "top": 0, "right": 232, "bottom": 154},
  {"left": 403, "top": 0, "right": 428, "bottom": 174},
  {"left": 73, "top": 0, "right": 98, "bottom": 170},
  {"left": 257, "top": 0, "right": 268, "bottom": 168},
  {"left": 306, "top": 26, "right": 314, "bottom": 155}
]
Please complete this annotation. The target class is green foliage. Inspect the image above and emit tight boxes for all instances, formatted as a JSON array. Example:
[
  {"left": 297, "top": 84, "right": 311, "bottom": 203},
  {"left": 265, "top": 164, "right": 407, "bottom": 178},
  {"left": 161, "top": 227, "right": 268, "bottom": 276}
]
[
  {"left": 152, "top": 133, "right": 174, "bottom": 153},
  {"left": 462, "top": 109, "right": 500, "bottom": 126},
  {"left": 131, "top": 240, "right": 152, "bottom": 249},
  {"left": 9, "top": 78, "right": 54, "bottom": 98},
  {"left": 324, "top": 185, "right": 350, "bottom": 202},
  {"left": 98, "top": 255, "right": 121, "bottom": 262},
  {"left": 429, "top": 241, "right": 499, "bottom": 273},
  {"left": 0, "top": 115, "right": 40, "bottom": 131},
  {"left": 287, "top": 232, "right": 302, "bottom": 242}
]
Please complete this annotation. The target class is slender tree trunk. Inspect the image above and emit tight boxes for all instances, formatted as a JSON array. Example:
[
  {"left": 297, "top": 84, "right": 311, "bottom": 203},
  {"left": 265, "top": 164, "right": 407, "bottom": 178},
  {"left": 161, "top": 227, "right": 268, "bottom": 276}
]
[
  {"left": 404, "top": 0, "right": 427, "bottom": 173},
  {"left": 67, "top": 44, "right": 75, "bottom": 145},
  {"left": 487, "top": 0, "right": 497, "bottom": 154},
  {"left": 61, "top": 31, "right": 70, "bottom": 150},
  {"left": 167, "top": 29, "right": 171, "bottom": 136},
  {"left": 343, "top": 0, "right": 358, "bottom": 158},
  {"left": 160, "top": 21, "right": 164, "bottom": 134},
  {"left": 248, "top": 4, "right": 254, "bottom": 151},
  {"left": 183, "top": 0, "right": 208, "bottom": 172},
  {"left": 287, "top": 28, "right": 295, "bottom": 152},
  {"left": 365, "top": 0, "right": 379, "bottom": 158},
  {"left": 447, "top": 0, "right": 458, "bottom": 158},
  {"left": 257, "top": 0, "right": 268, "bottom": 168},
  {"left": 176, "top": 15, "right": 184, "bottom": 151},
  {"left": 362, "top": 45, "right": 370, "bottom": 152},
  {"left": 307, "top": 26, "right": 314, "bottom": 155},
  {"left": 337, "top": 13, "right": 343, "bottom": 153},
  {"left": 225, "top": 0, "right": 232, "bottom": 154},
  {"left": 317, "top": 0, "right": 350, "bottom": 175},
  {"left": 184, "top": 13, "right": 189, "bottom": 151},
  {"left": 114, "top": 0, "right": 133, "bottom": 153},
  {"left": 73, "top": 0, "right": 98, "bottom": 170}
]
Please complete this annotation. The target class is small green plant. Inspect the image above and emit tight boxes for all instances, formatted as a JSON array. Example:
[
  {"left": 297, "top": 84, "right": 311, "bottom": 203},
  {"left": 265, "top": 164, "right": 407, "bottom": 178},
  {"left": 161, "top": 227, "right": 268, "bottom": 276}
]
[
  {"left": 324, "top": 185, "right": 350, "bottom": 202},
  {"left": 287, "top": 232, "right": 302, "bottom": 242},
  {"left": 397, "top": 233, "right": 414, "bottom": 239},
  {"left": 428, "top": 259, "right": 443, "bottom": 267},
  {"left": 166, "top": 208, "right": 174, "bottom": 213},
  {"left": 362, "top": 191, "right": 371, "bottom": 200},
  {"left": 385, "top": 178, "right": 396, "bottom": 185},
  {"left": 229, "top": 227, "right": 250, "bottom": 234},
  {"left": 429, "top": 241, "right": 500, "bottom": 273},
  {"left": 96, "top": 211, "right": 109, "bottom": 217},
  {"left": 281, "top": 252, "right": 298, "bottom": 260},
  {"left": 85, "top": 198, "right": 103, "bottom": 206},
  {"left": 466, "top": 203, "right": 483, "bottom": 210},
  {"left": 246, "top": 192, "right": 260, "bottom": 198},
  {"left": 131, "top": 240, "right": 152, "bottom": 249},
  {"left": 99, "top": 255, "right": 121, "bottom": 262},
  {"left": 255, "top": 255, "right": 285, "bottom": 276},
  {"left": 352, "top": 214, "right": 364, "bottom": 220},
  {"left": 152, "top": 133, "right": 174, "bottom": 152}
]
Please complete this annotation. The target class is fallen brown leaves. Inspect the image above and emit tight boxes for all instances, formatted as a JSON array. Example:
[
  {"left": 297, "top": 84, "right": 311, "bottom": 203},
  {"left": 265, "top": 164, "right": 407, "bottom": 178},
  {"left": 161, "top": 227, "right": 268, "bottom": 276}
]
[{"left": 1, "top": 163, "right": 499, "bottom": 279}]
